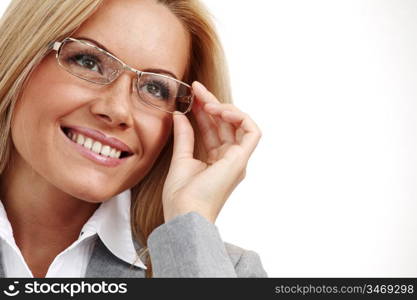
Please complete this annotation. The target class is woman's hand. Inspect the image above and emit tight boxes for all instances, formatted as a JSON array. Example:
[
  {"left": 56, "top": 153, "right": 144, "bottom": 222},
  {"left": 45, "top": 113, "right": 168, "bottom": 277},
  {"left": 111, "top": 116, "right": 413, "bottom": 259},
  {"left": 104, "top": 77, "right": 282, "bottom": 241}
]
[{"left": 162, "top": 81, "right": 262, "bottom": 224}]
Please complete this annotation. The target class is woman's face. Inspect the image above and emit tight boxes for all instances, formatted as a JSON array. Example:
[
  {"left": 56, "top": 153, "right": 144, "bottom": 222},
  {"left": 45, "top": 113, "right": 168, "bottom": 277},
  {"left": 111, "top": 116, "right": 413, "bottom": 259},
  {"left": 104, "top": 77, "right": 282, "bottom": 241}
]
[{"left": 10, "top": 0, "right": 190, "bottom": 202}]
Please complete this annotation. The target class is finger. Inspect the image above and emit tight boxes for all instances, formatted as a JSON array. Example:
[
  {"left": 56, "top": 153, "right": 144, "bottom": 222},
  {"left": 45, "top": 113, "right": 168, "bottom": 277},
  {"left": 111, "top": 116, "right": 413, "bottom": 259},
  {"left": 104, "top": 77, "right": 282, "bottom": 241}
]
[
  {"left": 192, "top": 83, "right": 238, "bottom": 144},
  {"left": 203, "top": 103, "right": 243, "bottom": 138},
  {"left": 192, "top": 81, "right": 261, "bottom": 154},
  {"left": 204, "top": 102, "right": 242, "bottom": 117},
  {"left": 172, "top": 112, "right": 195, "bottom": 160},
  {"left": 191, "top": 95, "right": 221, "bottom": 151},
  {"left": 211, "top": 112, "right": 236, "bottom": 144},
  {"left": 229, "top": 112, "right": 262, "bottom": 157},
  {"left": 192, "top": 81, "right": 239, "bottom": 111},
  {"left": 220, "top": 110, "right": 246, "bottom": 124},
  {"left": 213, "top": 109, "right": 262, "bottom": 158},
  {"left": 192, "top": 81, "right": 220, "bottom": 105}
]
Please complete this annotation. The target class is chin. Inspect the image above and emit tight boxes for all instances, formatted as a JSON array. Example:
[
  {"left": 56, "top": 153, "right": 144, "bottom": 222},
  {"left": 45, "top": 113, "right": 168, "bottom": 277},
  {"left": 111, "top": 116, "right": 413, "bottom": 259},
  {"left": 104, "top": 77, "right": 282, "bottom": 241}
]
[
  {"left": 63, "top": 179, "right": 125, "bottom": 203},
  {"left": 75, "top": 191, "right": 119, "bottom": 203}
]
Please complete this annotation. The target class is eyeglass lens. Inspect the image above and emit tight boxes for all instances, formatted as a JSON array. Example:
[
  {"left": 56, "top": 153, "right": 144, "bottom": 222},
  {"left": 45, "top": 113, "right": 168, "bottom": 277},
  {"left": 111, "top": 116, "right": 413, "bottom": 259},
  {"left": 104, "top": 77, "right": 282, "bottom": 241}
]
[{"left": 57, "top": 39, "right": 193, "bottom": 113}]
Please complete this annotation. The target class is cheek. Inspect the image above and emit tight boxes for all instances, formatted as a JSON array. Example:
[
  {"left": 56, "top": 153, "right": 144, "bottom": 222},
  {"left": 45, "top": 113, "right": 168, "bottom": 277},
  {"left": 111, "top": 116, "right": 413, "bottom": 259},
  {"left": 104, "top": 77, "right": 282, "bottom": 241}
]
[
  {"left": 142, "top": 115, "right": 172, "bottom": 155},
  {"left": 11, "top": 92, "right": 52, "bottom": 163},
  {"left": 142, "top": 117, "right": 172, "bottom": 151},
  {"left": 11, "top": 73, "right": 79, "bottom": 160},
  {"left": 129, "top": 114, "right": 173, "bottom": 177}
]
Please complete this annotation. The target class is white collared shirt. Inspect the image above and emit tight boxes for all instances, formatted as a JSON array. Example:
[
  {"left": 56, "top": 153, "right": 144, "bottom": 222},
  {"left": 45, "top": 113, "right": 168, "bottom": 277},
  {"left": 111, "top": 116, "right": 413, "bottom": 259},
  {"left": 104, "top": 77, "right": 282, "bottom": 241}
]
[{"left": 0, "top": 189, "right": 146, "bottom": 277}]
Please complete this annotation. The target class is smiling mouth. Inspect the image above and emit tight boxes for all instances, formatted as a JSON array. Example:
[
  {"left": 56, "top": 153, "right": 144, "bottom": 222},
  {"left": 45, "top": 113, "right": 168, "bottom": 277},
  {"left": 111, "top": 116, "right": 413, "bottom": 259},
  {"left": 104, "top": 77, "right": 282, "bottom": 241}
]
[{"left": 61, "top": 127, "right": 133, "bottom": 159}]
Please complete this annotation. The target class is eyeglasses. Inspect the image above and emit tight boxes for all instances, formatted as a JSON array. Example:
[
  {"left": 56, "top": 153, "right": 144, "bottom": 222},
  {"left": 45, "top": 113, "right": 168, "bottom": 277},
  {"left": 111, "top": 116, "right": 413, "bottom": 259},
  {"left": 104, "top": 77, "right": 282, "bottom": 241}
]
[{"left": 50, "top": 37, "right": 194, "bottom": 114}]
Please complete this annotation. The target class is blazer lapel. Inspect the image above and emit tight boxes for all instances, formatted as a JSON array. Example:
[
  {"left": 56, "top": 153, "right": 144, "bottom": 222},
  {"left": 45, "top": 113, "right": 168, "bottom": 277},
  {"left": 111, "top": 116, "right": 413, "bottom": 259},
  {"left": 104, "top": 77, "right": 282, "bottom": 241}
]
[{"left": 85, "top": 237, "right": 145, "bottom": 278}]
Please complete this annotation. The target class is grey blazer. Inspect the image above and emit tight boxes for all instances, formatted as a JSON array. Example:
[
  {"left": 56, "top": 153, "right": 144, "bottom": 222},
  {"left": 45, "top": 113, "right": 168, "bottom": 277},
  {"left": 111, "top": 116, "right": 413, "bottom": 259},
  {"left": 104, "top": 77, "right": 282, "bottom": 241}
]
[{"left": 0, "top": 212, "right": 267, "bottom": 278}]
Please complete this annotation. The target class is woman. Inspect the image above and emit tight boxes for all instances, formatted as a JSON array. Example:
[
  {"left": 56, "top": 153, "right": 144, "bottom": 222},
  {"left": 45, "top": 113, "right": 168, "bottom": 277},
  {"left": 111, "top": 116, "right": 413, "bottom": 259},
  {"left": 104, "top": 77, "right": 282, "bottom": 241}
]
[{"left": 0, "top": 0, "right": 266, "bottom": 277}]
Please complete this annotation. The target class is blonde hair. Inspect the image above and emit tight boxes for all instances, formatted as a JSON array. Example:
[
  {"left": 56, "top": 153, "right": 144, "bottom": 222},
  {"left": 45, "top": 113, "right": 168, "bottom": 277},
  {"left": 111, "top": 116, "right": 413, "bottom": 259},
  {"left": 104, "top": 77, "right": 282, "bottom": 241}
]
[{"left": 0, "top": 0, "right": 232, "bottom": 277}]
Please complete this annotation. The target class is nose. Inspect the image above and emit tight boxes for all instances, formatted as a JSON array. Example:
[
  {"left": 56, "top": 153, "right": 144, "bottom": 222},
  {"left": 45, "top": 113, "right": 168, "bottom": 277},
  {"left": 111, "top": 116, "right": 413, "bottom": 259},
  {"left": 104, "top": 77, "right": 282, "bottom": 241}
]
[{"left": 89, "top": 73, "right": 135, "bottom": 129}]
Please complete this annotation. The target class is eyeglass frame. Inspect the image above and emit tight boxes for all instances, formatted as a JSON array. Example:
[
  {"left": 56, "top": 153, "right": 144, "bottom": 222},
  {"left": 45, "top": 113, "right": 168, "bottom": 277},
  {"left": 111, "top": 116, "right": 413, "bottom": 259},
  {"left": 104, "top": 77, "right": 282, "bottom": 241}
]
[{"left": 49, "top": 37, "right": 194, "bottom": 114}]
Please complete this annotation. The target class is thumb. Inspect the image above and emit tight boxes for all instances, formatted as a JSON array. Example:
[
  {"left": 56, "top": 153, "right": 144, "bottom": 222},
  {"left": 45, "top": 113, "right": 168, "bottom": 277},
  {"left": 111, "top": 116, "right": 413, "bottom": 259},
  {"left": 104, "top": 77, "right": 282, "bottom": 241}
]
[{"left": 172, "top": 111, "right": 194, "bottom": 160}]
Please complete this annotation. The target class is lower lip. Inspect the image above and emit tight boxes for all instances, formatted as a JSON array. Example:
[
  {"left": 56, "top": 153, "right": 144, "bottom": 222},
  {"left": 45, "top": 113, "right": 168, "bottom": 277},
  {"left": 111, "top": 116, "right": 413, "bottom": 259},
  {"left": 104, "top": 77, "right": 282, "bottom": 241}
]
[{"left": 60, "top": 127, "right": 129, "bottom": 167}]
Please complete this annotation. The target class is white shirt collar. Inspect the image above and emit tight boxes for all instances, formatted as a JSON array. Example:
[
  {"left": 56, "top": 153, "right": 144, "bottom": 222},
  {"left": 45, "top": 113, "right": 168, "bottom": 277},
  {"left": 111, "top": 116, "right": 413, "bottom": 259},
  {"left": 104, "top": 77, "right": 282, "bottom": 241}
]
[{"left": 0, "top": 189, "right": 147, "bottom": 270}]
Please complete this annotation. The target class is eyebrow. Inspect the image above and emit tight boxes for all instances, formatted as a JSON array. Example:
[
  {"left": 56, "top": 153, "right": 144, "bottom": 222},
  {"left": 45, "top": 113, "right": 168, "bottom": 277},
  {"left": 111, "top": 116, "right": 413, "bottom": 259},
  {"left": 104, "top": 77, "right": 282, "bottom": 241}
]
[{"left": 73, "top": 36, "right": 179, "bottom": 80}]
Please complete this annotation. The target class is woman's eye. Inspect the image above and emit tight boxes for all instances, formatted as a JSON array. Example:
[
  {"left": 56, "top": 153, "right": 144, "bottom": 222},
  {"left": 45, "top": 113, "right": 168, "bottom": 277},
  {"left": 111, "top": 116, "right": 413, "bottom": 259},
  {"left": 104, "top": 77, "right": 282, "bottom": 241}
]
[
  {"left": 140, "top": 82, "right": 170, "bottom": 100},
  {"left": 71, "top": 54, "right": 101, "bottom": 73},
  {"left": 146, "top": 83, "right": 161, "bottom": 96}
]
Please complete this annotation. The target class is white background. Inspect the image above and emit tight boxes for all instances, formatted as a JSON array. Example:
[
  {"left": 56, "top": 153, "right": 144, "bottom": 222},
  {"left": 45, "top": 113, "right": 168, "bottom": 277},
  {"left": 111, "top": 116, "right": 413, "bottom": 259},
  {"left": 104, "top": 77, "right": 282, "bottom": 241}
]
[{"left": 1, "top": 1, "right": 416, "bottom": 277}]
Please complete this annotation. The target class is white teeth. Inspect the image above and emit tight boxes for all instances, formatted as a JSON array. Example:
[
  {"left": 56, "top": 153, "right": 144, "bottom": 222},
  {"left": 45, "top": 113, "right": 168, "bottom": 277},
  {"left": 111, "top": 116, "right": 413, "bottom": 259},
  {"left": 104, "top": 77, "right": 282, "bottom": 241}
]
[
  {"left": 109, "top": 148, "right": 117, "bottom": 158},
  {"left": 83, "top": 138, "right": 93, "bottom": 150},
  {"left": 92, "top": 141, "right": 102, "bottom": 154},
  {"left": 101, "top": 145, "right": 111, "bottom": 157},
  {"left": 76, "top": 134, "right": 84, "bottom": 145},
  {"left": 66, "top": 130, "right": 126, "bottom": 159}
]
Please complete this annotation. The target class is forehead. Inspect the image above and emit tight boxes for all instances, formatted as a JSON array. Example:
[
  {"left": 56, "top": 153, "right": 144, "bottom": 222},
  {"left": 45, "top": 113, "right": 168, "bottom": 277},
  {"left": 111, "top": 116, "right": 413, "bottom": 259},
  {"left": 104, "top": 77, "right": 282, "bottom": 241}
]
[{"left": 72, "top": 0, "right": 190, "bottom": 79}]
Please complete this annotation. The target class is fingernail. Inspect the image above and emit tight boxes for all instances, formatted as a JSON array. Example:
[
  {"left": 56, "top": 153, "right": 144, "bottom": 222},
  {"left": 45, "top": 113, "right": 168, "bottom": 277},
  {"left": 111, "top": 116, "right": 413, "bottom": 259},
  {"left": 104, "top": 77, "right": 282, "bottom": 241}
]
[{"left": 173, "top": 111, "right": 182, "bottom": 115}]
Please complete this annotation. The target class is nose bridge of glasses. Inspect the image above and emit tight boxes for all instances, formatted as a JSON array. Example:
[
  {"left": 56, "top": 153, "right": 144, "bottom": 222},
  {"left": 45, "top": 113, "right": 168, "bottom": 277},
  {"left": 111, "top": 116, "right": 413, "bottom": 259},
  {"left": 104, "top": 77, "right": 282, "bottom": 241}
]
[
  {"left": 112, "top": 56, "right": 139, "bottom": 76},
  {"left": 113, "top": 62, "right": 141, "bottom": 82},
  {"left": 108, "top": 63, "right": 142, "bottom": 96},
  {"left": 106, "top": 60, "right": 140, "bottom": 84}
]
